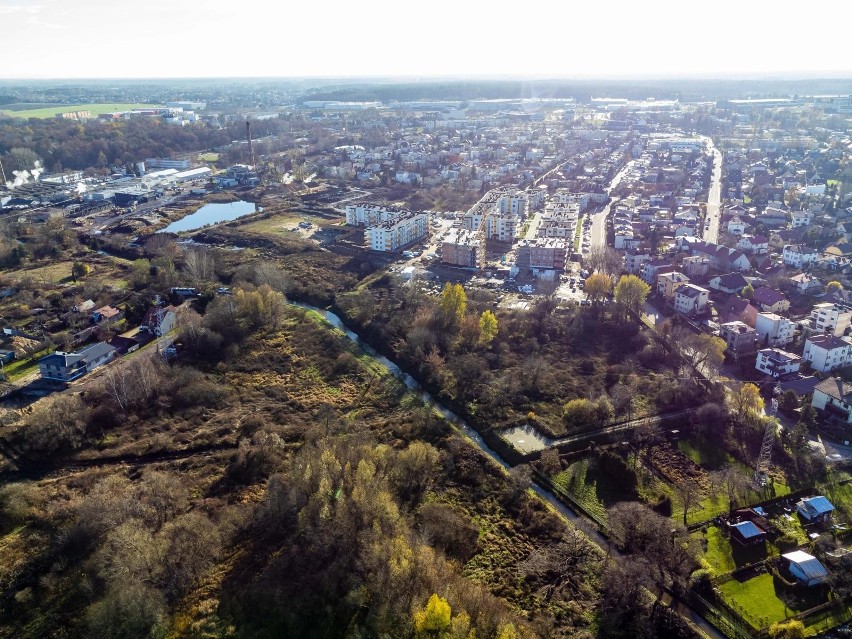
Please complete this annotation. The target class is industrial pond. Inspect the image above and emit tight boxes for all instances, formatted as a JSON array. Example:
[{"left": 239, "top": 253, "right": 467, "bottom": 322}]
[{"left": 159, "top": 200, "right": 260, "bottom": 233}]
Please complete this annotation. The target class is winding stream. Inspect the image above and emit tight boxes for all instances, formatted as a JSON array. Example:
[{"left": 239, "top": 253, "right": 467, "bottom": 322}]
[{"left": 288, "top": 301, "right": 592, "bottom": 523}]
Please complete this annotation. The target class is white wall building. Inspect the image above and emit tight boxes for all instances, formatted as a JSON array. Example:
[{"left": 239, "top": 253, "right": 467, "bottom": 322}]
[
  {"left": 674, "top": 284, "right": 709, "bottom": 315},
  {"left": 809, "top": 303, "right": 852, "bottom": 337},
  {"left": 782, "top": 244, "right": 819, "bottom": 268},
  {"left": 755, "top": 312, "right": 796, "bottom": 347},
  {"left": 366, "top": 211, "right": 429, "bottom": 252},
  {"left": 755, "top": 348, "right": 801, "bottom": 377},
  {"left": 802, "top": 334, "right": 852, "bottom": 373}
]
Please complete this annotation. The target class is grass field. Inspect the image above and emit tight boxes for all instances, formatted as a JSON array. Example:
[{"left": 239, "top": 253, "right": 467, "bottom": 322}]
[
  {"left": 718, "top": 573, "right": 798, "bottom": 629},
  {"left": 0, "top": 103, "right": 161, "bottom": 119},
  {"left": 238, "top": 213, "right": 301, "bottom": 234},
  {"left": 198, "top": 152, "right": 221, "bottom": 162}
]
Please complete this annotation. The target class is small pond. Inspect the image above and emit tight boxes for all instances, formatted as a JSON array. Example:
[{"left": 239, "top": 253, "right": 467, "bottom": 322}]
[{"left": 159, "top": 200, "right": 259, "bottom": 233}]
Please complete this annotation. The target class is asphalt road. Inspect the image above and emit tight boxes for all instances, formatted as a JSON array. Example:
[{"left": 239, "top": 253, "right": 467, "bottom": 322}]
[
  {"left": 590, "top": 160, "right": 635, "bottom": 250},
  {"left": 702, "top": 139, "right": 723, "bottom": 244}
]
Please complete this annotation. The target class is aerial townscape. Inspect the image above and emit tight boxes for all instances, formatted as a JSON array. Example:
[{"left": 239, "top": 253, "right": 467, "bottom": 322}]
[{"left": 1, "top": 3, "right": 852, "bottom": 639}]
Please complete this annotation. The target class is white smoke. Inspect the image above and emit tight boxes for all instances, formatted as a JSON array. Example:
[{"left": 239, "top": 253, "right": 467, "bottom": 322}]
[{"left": 5, "top": 160, "right": 43, "bottom": 189}]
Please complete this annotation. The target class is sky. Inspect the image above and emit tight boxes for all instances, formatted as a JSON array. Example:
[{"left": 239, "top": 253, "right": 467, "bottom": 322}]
[{"left": 1, "top": 0, "right": 851, "bottom": 80}]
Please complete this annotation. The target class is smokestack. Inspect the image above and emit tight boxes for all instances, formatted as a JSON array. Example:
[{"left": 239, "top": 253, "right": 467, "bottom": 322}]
[{"left": 246, "top": 121, "right": 256, "bottom": 168}]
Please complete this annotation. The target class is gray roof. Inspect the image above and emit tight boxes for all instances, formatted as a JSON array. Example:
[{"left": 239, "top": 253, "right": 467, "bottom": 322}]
[{"left": 783, "top": 551, "right": 829, "bottom": 581}]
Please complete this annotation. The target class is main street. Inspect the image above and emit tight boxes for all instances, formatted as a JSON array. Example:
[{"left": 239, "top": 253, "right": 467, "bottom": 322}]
[
  {"left": 590, "top": 159, "right": 635, "bottom": 249},
  {"left": 702, "top": 138, "right": 723, "bottom": 244}
]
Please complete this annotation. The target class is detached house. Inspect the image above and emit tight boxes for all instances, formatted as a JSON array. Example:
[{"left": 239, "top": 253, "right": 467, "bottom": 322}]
[
  {"left": 802, "top": 334, "right": 852, "bottom": 373},
  {"left": 719, "top": 321, "right": 759, "bottom": 359},
  {"left": 38, "top": 342, "right": 117, "bottom": 382},
  {"left": 752, "top": 287, "right": 790, "bottom": 314},
  {"left": 796, "top": 496, "right": 835, "bottom": 524},
  {"left": 657, "top": 271, "right": 690, "bottom": 300},
  {"left": 709, "top": 272, "right": 748, "bottom": 295},
  {"left": 755, "top": 348, "right": 800, "bottom": 377},
  {"left": 736, "top": 235, "right": 769, "bottom": 255},
  {"left": 782, "top": 244, "right": 819, "bottom": 269},
  {"left": 810, "top": 303, "right": 852, "bottom": 337},
  {"left": 755, "top": 312, "right": 795, "bottom": 347},
  {"left": 811, "top": 376, "right": 852, "bottom": 424},
  {"left": 782, "top": 551, "right": 829, "bottom": 587},
  {"left": 140, "top": 305, "right": 177, "bottom": 337},
  {"left": 790, "top": 273, "right": 821, "bottom": 294},
  {"left": 674, "top": 284, "right": 709, "bottom": 316}
]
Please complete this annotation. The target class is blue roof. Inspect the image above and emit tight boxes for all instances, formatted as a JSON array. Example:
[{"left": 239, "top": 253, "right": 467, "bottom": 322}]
[
  {"left": 732, "top": 521, "right": 764, "bottom": 539},
  {"left": 799, "top": 496, "right": 835, "bottom": 515}
]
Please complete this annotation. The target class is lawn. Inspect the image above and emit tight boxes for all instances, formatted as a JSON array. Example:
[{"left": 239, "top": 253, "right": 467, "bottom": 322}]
[
  {"left": 0, "top": 103, "right": 161, "bottom": 119},
  {"left": 6, "top": 261, "right": 76, "bottom": 285},
  {"left": 678, "top": 436, "right": 736, "bottom": 470},
  {"left": 552, "top": 456, "right": 627, "bottom": 525},
  {"left": 702, "top": 525, "right": 737, "bottom": 574},
  {"left": 2, "top": 349, "right": 50, "bottom": 381},
  {"left": 718, "top": 573, "right": 798, "bottom": 630},
  {"left": 198, "top": 152, "right": 221, "bottom": 162}
]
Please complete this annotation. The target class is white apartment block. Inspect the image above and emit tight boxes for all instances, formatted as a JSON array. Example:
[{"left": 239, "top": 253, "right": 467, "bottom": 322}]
[
  {"left": 802, "top": 334, "right": 852, "bottom": 373},
  {"left": 755, "top": 348, "right": 801, "bottom": 378},
  {"left": 782, "top": 244, "right": 819, "bottom": 268},
  {"left": 755, "top": 312, "right": 795, "bottom": 347},
  {"left": 810, "top": 303, "right": 852, "bottom": 337},
  {"left": 366, "top": 211, "right": 429, "bottom": 252},
  {"left": 345, "top": 202, "right": 410, "bottom": 227},
  {"left": 624, "top": 253, "right": 651, "bottom": 274},
  {"left": 674, "top": 284, "right": 709, "bottom": 315}
]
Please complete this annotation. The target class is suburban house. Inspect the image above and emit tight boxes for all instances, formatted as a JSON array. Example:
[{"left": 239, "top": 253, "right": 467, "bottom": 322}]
[
  {"left": 811, "top": 376, "right": 852, "bottom": 424},
  {"left": 810, "top": 302, "right": 852, "bottom": 337},
  {"left": 782, "top": 244, "right": 819, "bottom": 268},
  {"left": 736, "top": 235, "right": 769, "bottom": 255},
  {"left": 674, "top": 284, "right": 709, "bottom": 315},
  {"left": 755, "top": 312, "right": 795, "bottom": 347},
  {"left": 752, "top": 286, "right": 790, "bottom": 314},
  {"left": 727, "top": 217, "right": 747, "bottom": 235},
  {"left": 708, "top": 272, "right": 748, "bottom": 295},
  {"left": 791, "top": 210, "right": 813, "bottom": 228},
  {"left": 140, "top": 305, "right": 177, "bottom": 337},
  {"left": 796, "top": 496, "right": 835, "bottom": 524},
  {"left": 657, "top": 271, "right": 690, "bottom": 300},
  {"left": 755, "top": 348, "right": 801, "bottom": 377},
  {"left": 92, "top": 305, "right": 122, "bottom": 324},
  {"left": 782, "top": 551, "right": 829, "bottom": 587},
  {"left": 718, "top": 295, "right": 759, "bottom": 327},
  {"left": 729, "top": 520, "right": 766, "bottom": 546},
  {"left": 719, "top": 321, "right": 759, "bottom": 358},
  {"left": 790, "top": 273, "right": 821, "bottom": 294},
  {"left": 38, "top": 342, "right": 117, "bottom": 382},
  {"left": 802, "top": 334, "right": 852, "bottom": 373},
  {"left": 624, "top": 252, "right": 651, "bottom": 274},
  {"left": 640, "top": 258, "right": 674, "bottom": 285}
]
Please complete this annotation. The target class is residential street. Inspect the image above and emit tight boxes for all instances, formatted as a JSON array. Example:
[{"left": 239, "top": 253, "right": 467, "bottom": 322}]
[
  {"left": 590, "top": 159, "right": 634, "bottom": 249},
  {"left": 702, "top": 138, "right": 723, "bottom": 244}
]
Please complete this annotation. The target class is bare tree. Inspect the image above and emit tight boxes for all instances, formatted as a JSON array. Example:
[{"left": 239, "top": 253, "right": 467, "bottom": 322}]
[
  {"left": 182, "top": 247, "right": 214, "bottom": 284},
  {"left": 585, "top": 247, "right": 622, "bottom": 277},
  {"left": 709, "top": 464, "right": 750, "bottom": 514}
]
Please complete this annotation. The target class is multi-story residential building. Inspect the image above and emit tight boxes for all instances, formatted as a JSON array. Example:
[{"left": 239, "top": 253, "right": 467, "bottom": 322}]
[
  {"left": 441, "top": 229, "right": 483, "bottom": 268},
  {"left": 719, "top": 321, "right": 759, "bottom": 359},
  {"left": 681, "top": 255, "right": 711, "bottom": 277},
  {"left": 345, "top": 202, "right": 410, "bottom": 227},
  {"left": 515, "top": 238, "right": 567, "bottom": 270},
  {"left": 657, "top": 271, "right": 690, "bottom": 300},
  {"left": 782, "top": 244, "right": 819, "bottom": 268},
  {"left": 755, "top": 348, "right": 801, "bottom": 377},
  {"left": 366, "top": 211, "right": 429, "bottom": 252},
  {"left": 809, "top": 302, "right": 852, "bottom": 337},
  {"left": 674, "top": 284, "right": 709, "bottom": 315},
  {"left": 802, "top": 334, "right": 852, "bottom": 373},
  {"left": 755, "top": 312, "right": 795, "bottom": 347},
  {"left": 38, "top": 342, "right": 117, "bottom": 382},
  {"left": 624, "top": 252, "right": 651, "bottom": 274}
]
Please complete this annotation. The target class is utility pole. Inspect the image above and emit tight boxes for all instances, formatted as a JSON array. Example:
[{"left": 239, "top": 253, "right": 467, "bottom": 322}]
[{"left": 754, "top": 397, "right": 778, "bottom": 487}]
